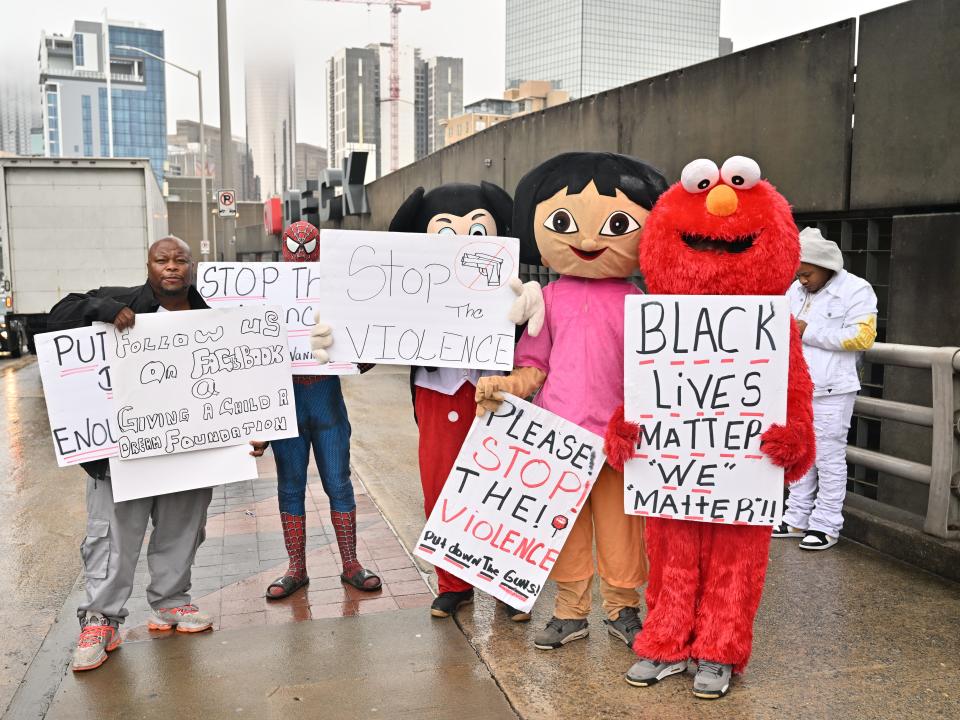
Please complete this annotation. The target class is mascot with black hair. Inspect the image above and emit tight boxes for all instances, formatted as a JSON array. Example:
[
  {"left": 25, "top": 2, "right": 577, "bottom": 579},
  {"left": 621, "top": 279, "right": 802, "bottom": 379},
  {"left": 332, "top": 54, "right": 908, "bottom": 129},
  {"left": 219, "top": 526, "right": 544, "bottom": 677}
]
[
  {"left": 311, "top": 182, "right": 545, "bottom": 621},
  {"left": 474, "top": 153, "right": 668, "bottom": 652}
]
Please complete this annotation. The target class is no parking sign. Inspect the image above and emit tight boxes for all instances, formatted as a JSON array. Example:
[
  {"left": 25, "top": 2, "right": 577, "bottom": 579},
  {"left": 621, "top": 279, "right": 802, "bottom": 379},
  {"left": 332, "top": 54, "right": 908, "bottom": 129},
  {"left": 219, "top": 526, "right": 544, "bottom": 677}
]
[{"left": 217, "top": 188, "right": 237, "bottom": 217}]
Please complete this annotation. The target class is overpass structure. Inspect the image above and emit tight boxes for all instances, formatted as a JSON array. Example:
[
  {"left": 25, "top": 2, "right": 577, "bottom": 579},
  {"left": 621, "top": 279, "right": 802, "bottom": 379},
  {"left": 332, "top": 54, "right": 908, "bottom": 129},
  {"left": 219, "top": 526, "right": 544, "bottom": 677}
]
[{"left": 318, "top": 0, "right": 960, "bottom": 578}]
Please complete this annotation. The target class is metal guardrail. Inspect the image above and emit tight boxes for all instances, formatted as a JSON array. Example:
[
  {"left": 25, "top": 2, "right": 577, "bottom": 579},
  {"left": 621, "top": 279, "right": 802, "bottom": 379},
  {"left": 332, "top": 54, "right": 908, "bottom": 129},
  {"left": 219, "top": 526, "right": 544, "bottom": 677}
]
[{"left": 848, "top": 342, "right": 960, "bottom": 539}]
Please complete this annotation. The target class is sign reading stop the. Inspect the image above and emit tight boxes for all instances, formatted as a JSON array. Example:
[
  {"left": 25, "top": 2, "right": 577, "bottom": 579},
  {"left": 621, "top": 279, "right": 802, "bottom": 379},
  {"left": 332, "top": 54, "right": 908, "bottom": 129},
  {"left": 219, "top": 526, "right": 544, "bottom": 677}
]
[{"left": 217, "top": 189, "right": 237, "bottom": 217}]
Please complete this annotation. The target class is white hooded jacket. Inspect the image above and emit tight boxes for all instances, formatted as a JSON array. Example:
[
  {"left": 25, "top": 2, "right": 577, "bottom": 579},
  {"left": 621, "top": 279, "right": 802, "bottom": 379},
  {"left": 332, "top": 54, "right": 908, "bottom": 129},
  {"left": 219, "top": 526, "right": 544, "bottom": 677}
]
[{"left": 788, "top": 269, "right": 878, "bottom": 397}]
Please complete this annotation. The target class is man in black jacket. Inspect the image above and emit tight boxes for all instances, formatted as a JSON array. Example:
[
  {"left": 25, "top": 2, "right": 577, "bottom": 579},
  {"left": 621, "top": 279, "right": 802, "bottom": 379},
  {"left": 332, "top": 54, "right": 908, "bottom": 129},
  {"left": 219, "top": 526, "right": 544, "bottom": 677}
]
[{"left": 48, "top": 236, "right": 262, "bottom": 672}]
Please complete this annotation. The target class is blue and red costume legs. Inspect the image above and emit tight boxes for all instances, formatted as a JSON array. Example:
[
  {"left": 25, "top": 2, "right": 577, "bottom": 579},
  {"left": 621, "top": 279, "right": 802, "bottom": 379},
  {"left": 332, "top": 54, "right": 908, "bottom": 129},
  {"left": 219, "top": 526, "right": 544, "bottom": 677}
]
[
  {"left": 414, "top": 383, "right": 476, "bottom": 595},
  {"left": 271, "top": 376, "right": 379, "bottom": 591}
]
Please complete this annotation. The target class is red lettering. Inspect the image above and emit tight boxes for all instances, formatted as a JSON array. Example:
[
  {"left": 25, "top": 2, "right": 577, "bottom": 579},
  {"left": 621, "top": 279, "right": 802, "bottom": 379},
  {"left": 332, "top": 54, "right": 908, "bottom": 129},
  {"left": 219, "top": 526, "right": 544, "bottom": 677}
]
[
  {"left": 497, "top": 529, "right": 520, "bottom": 554},
  {"left": 504, "top": 444, "right": 532, "bottom": 477},
  {"left": 519, "top": 458, "right": 551, "bottom": 488},
  {"left": 539, "top": 548, "right": 560, "bottom": 571},
  {"left": 473, "top": 436, "right": 501, "bottom": 471},
  {"left": 471, "top": 520, "right": 495, "bottom": 541},
  {"left": 549, "top": 470, "right": 582, "bottom": 500},
  {"left": 440, "top": 499, "right": 468, "bottom": 524}
]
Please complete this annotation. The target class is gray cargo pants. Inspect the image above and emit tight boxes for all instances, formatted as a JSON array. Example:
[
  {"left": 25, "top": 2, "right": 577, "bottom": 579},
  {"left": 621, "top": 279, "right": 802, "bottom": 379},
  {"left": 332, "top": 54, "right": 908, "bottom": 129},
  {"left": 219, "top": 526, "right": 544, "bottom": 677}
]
[{"left": 77, "top": 473, "right": 213, "bottom": 624}]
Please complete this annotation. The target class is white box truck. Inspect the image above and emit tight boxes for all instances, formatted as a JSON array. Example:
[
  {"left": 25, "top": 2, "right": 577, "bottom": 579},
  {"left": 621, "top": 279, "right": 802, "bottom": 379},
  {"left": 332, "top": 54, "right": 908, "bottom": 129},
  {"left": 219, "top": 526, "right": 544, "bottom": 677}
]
[{"left": 0, "top": 157, "right": 167, "bottom": 356}]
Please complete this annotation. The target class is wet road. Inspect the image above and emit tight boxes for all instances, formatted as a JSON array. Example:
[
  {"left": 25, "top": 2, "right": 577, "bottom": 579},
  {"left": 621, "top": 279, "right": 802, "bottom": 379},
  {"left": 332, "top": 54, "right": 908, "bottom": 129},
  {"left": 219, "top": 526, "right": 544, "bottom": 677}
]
[{"left": 0, "top": 357, "right": 86, "bottom": 712}]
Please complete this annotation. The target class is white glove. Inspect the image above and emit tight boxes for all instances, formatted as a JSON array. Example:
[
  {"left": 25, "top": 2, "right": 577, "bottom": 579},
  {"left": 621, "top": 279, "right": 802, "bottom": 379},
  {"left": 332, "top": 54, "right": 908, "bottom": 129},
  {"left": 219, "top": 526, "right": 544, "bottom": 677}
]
[
  {"left": 309, "top": 322, "right": 333, "bottom": 363},
  {"left": 508, "top": 277, "right": 545, "bottom": 338}
]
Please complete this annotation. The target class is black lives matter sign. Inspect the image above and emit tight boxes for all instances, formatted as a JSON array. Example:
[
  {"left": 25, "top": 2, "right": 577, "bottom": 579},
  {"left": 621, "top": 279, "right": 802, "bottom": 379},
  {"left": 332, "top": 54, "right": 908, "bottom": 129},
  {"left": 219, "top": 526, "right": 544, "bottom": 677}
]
[{"left": 624, "top": 296, "right": 790, "bottom": 527}]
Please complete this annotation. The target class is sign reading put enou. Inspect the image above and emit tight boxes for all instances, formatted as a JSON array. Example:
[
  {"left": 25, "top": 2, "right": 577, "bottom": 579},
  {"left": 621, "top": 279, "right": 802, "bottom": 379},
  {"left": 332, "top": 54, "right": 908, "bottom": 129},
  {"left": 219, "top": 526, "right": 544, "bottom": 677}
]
[{"left": 623, "top": 295, "right": 790, "bottom": 527}]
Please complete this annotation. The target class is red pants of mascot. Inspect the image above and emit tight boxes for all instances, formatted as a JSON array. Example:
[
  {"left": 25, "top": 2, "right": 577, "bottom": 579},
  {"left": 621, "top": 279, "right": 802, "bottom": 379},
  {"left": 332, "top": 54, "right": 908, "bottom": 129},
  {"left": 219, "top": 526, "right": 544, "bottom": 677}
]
[{"left": 633, "top": 518, "right": 772, "bottom": 673}]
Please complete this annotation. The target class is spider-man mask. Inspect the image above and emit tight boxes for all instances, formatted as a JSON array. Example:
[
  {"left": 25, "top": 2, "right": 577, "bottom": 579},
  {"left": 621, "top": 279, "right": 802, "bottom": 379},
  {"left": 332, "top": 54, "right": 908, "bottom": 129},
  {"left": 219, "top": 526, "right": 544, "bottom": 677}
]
[{"left": 281, "top": 221, "right": 320, "bottom": 262}]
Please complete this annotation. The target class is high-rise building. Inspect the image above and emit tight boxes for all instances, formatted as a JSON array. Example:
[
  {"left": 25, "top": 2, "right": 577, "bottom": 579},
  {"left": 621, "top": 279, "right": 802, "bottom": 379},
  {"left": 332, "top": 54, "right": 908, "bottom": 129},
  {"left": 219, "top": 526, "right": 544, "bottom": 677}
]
[
  {"left": 294, "top": 143, "right": 328, "bottom": 190},
  {"left": 505, "top": 0, "right": 721, "bottom": 99},
  {"left": 38, "top": 20, "right": 167, "bottom": 184},
  {"left": 0, "top": 78, "right": 40, "bottom": 155},
  {"left": 245, "top": 57, "right": 296, "bottom": 199},
  {"left": 424, "top": 57, "right": 463, "bottom": 155},
  {"left": 444, "top": 81, "right": 569, "bottom": 147},
  {"left": 327, "top": 46, "right": 379, "bottom": 183},
  {"left": 167, "top": 120, "right": 257, "bottom": 201},
  {"left": 326, "top": 46, "right": 462, "bottom": 179}
]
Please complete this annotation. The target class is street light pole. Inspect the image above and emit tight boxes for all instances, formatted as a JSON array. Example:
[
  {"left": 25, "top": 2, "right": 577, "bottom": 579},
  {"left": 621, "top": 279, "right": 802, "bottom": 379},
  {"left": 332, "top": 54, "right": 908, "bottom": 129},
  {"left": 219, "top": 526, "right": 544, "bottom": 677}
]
[{"left": 115, "top": 45, "right": 209, "bottom": 261}]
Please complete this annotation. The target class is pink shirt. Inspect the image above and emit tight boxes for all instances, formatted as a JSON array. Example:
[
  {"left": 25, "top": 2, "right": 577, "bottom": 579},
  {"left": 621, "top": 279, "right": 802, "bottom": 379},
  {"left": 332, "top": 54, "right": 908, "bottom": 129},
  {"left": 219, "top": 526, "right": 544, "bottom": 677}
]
[{"left": 515, "top": 275, "right": 640, "bottom": 436}]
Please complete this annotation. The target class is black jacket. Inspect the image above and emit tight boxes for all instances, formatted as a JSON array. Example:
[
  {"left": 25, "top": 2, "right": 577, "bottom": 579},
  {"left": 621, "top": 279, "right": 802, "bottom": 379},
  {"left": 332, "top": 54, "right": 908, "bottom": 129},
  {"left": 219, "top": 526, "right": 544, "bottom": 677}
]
[{"left": 47, "top": 282, "right": 209, "bottom": 480}]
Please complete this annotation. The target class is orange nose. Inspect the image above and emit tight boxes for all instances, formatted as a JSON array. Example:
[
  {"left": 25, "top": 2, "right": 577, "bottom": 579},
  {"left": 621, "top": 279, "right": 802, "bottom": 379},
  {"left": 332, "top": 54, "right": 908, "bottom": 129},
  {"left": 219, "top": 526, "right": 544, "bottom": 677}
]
[{"left": 706, "top": 184, "right": 738, "bottom": 217}]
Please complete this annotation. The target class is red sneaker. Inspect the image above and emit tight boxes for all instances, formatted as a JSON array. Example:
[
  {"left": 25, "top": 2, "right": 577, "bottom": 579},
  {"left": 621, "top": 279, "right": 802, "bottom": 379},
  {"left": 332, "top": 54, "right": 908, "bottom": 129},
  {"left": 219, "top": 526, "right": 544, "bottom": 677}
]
[{"left": 72, "top": 615, "right": 121, "bottom": 672}]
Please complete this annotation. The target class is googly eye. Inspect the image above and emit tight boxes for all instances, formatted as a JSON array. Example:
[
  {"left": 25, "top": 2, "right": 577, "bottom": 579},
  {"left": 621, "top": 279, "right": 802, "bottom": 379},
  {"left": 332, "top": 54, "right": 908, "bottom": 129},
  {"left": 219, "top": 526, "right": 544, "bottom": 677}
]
[
  {"left": 543, "top": 208, "right": 579, "bottom": 234},
  {"left": 469, "top": 223, "right": 488, "bottom": 236},
  {"left": 720, "top": 156, "right": 761, "bottom": 189},
  {"left": 303, "top": 238, "right": 317, "bottom": 254},
  {"left": 680, "top": 159, "right": 720, "bottom": 193},
  {"left": 599, "top": 211, "right": 640, "bottom": 236},
  {"left": 284, "top": 237, "right": 300, "bottom": 253},
  {"left": 437, "top": 226, "right": 456, "bottom": 235}
]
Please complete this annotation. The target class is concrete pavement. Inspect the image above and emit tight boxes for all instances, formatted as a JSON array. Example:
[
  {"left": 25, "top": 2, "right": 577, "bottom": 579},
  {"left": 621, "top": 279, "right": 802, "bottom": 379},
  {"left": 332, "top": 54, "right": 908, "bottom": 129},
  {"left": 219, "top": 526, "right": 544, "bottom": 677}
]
[{"left": 1, "top": 358, "right": 958, "bottom": 719}]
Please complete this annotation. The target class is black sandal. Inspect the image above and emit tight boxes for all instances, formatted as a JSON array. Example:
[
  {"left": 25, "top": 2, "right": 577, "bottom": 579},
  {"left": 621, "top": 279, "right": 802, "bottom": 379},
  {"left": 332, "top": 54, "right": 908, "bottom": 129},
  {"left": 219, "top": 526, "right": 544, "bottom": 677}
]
[
  {"left": 340, "top": 567, "right": 382, "bottom": 592},
  {"left": 265, "top": 574, "right": 310, "bottom": 600}
]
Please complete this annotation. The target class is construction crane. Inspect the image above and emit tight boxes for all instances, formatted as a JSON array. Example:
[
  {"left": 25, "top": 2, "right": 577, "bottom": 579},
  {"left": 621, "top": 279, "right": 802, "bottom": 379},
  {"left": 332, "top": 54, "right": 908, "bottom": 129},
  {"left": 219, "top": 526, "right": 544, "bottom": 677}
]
[{"left": 312, "top": 0, "right": 432, "bottom": 174}]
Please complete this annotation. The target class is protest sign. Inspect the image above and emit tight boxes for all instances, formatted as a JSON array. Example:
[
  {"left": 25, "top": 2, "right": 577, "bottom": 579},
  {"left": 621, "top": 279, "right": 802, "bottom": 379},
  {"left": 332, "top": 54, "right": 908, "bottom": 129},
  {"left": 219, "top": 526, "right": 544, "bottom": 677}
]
[
  {"left": 108, "top": 305, "right": 297, "bottom": 459},
  {"left": 315, "top": 229, "right": 519, "bottom": 370},
  {"left": 35, "top": 324, "right": 118, "bottom": 466},
  {"left": 109, "top": 444, "right": 257, "bottom": 502},
  {"left": 197, "top": 262, "right": 358, "bottom": 376},
  {"left": 413, "top": 394, "right": 605, "bottom": 612},
  {"left": 623, "top": 296, "right": 790, "bottom": 526}
]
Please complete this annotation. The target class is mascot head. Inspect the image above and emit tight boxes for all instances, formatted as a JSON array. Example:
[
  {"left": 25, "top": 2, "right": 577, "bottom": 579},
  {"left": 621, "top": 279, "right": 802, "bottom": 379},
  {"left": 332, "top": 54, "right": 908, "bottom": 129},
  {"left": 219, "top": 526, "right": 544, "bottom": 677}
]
[
  {"left": 389, "top": 182, "right": 513, "bottom": 236},
  {"left": 281, "top": 220, "right": 320, "bottom": 263},
  {"left": 514, "top": 152, "right": 667, "bottom": 279},
  {"left": 639, "top": 156, "right": 799, "bottom": 296}
]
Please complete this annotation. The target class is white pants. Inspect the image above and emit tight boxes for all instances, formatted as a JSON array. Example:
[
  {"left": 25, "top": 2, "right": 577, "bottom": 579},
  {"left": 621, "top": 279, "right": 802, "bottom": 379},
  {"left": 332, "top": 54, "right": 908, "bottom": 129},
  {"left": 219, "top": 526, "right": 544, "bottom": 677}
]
[{"left": 783, "top": 391, "right": 857, "bottom": 537}]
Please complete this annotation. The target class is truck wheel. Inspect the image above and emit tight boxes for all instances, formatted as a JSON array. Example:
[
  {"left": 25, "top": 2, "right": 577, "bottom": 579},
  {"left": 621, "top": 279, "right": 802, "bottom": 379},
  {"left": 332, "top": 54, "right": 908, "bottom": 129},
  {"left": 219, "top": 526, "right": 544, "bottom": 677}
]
[{"left": 8, "top": 329, "right": 23, "bottom": 358}]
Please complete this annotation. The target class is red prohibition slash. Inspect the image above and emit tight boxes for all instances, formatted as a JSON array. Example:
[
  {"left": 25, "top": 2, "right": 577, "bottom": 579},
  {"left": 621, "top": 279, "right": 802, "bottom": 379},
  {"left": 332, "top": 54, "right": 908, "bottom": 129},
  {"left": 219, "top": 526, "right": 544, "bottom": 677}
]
[
  {"left": 750, "top": 358, "right": 770, "bottom": 364},
  {"left": 638, "top": 359, "right": 655, "bottom": 365}
]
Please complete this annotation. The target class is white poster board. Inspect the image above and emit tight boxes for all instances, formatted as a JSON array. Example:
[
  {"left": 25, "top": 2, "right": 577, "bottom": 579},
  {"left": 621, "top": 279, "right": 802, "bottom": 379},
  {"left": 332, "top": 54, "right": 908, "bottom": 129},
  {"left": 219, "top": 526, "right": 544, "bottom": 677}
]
[
  {"left": 109, "top": 445, "right": 257, "bottom": 502},
  {"left": 35, "top": 323, "right": 258, "bottom": 499},
  {"left": 197, "top": 262, "right": 359, "bottom": 376},
  {"left": 414, "top": 394, "right": 605, "bottom": 612},
  {"left": 316, "top": 229, "right": 519, "bottom": 370},
  {"left": 35, "top": 324, "right": 119, "bottom": 466},
  {"left": 623, "top": 296, "right": 790, "bottom": 527},
  {"left": 108, "top": 306, "right": 297, "bottom": 459}
]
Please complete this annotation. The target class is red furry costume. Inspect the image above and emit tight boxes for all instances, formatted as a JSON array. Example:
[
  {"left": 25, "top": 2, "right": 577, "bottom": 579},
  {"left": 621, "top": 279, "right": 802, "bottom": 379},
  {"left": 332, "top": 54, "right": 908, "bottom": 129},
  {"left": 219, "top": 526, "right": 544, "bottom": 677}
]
[{"left": 606, "top": 156, "right": 815, "bottom": 674}]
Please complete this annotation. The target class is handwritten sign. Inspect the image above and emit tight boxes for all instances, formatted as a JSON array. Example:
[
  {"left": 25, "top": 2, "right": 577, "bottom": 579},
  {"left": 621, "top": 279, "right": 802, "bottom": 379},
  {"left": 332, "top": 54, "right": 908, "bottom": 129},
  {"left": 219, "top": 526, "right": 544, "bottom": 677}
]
[
  {"left": 108, "top": 306, "right": 297, "bottom": 459},
  {"left": 316, "top": 229, "right": 518, "bottom": 370},
  {"left": 623, "top": 296, "right": 789, "bottom": 526},
  {"left": 197, "top": 262, "right": 358, "bottom": 376},
  {"left": 414, "top": 394, "right": 605, "bottom": 612},
  {"left": 35, "top": 324, "right": 119, "bottom": 466}
]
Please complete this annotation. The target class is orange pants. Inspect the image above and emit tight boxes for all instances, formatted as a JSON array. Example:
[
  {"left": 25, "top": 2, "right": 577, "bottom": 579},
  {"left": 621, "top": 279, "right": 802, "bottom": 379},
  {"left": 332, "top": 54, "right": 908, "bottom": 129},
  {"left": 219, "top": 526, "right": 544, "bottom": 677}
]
[{"left": 550, "top": 463, "right": 647, "bottom": 620}]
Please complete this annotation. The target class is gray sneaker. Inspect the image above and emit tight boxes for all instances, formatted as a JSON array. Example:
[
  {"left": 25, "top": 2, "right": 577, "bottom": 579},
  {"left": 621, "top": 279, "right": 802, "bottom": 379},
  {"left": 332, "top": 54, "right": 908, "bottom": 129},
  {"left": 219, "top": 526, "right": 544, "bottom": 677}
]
[
  {"left": 604, "top": 606, "right": 642, "bottom": 647},
  {"left": 692, "top": 659, "right": 733, "bottom": 699},
  {"left": 624, "top": 657, "right": 687, "bottom": 687},
  {"left": 72, "top": 613, "right": 121, "bottom": 672},
  {"left": 533, "top": 617, "right": 589, "bottom": 650}
]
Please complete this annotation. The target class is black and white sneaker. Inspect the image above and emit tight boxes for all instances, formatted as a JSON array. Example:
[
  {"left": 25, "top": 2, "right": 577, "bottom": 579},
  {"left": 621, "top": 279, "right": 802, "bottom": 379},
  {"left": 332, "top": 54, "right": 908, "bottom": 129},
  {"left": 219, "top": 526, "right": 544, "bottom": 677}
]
[
  {"left": 771, "top": 521, "right": 805, "bottom": 538},
  {"left": 799, "top": 530, "right": 838, "bottom": 551}
]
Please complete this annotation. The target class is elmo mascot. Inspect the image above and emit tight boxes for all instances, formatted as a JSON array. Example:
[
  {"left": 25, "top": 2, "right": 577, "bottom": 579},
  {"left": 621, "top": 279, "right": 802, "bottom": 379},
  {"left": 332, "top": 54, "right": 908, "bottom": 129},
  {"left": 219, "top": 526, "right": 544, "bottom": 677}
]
[{"left": 609, "top": 156, "right": 815, "bottom": 699}]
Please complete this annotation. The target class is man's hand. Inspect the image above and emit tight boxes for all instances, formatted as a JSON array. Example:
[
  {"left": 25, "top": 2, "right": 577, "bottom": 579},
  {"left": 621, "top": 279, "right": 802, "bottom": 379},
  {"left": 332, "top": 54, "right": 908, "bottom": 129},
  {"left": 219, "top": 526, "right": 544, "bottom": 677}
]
[
  {"left": 113, "top": 307, "right": 135, "bottom": 331},
  {"left": 796, "top": 319, "right": 808, "bottom": 337},
  {"left": 508, "top": 278, "right": 545, "bottom": 337},
  {"left": 310, "top": 322, "right": 333, "bottom": 363},
  {"left": 249, "top": 440, "right": 268, "bottom": 457}
]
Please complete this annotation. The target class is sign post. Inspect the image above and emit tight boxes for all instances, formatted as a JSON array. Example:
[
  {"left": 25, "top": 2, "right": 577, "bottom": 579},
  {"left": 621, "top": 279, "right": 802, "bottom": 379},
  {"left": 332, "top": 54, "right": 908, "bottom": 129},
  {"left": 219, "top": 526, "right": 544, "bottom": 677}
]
[{"left": 623, "top": 296, "right": 790, "bottom": 527}]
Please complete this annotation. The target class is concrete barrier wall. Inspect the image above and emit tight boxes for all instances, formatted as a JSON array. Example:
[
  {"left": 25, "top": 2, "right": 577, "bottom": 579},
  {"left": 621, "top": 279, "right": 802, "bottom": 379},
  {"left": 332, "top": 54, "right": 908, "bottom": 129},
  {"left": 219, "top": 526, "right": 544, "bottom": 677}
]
[{"left": 327, "top": 19, "right": 859, "bottom": 230}]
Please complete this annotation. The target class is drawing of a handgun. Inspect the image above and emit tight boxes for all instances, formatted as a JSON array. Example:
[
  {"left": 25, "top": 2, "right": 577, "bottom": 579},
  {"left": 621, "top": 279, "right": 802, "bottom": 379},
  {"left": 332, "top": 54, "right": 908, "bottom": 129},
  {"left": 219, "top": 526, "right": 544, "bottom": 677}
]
[{"left": 460, "top": 252, "right": 504, "bottom": 286}]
